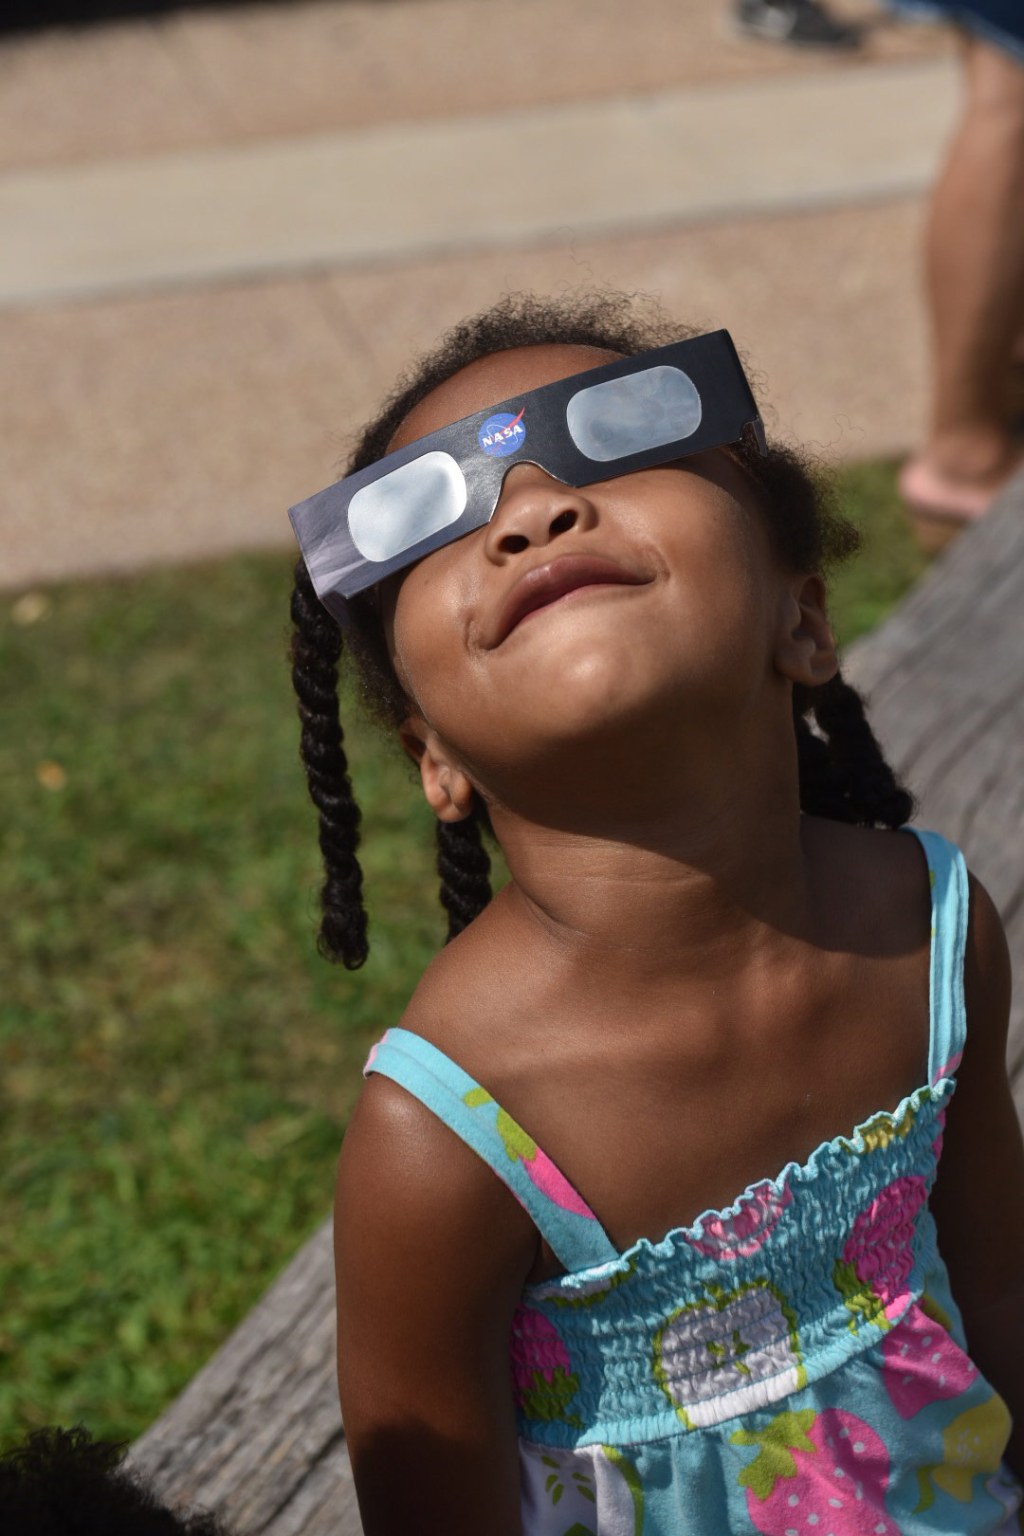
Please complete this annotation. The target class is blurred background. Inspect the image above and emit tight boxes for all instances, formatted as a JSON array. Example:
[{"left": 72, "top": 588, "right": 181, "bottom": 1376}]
[{"left": 0, "top": 0, "right": 959, "bottom": 1449}]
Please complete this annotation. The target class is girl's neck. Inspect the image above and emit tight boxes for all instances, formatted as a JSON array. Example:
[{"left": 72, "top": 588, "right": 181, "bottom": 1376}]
[{"left": 488, "top": 728, "right": 815, "bottom": 987}]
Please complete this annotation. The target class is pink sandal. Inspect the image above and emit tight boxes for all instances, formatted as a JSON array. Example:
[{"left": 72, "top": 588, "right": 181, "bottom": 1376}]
[{"left": 898, "top": 458, "right": 1004, "bottom": 553}]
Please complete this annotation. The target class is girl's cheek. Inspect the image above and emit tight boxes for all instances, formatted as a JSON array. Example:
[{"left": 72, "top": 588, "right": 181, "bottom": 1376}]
[{"left": 389, "top": 585, "right": 461, "bottom": 714}]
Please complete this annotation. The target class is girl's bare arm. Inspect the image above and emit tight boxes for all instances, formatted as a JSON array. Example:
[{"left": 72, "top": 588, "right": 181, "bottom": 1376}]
[
  {"left": 930, "top": 873, "right": 1024, "bottom": 1478},
  {"left": 333, "top": 1073, "right": 539, "bottom": 1536}
]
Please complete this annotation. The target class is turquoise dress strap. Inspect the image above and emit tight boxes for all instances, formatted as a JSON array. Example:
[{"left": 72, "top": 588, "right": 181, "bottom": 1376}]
[
  {"left": 904, "top": 826, "right": 970, "bottom": 1084},
  {"left": 363, "top": 1027, "right": 619, "bottom": 1273}
]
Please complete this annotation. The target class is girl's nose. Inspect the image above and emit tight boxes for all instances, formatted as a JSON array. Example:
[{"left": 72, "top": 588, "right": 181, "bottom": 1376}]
[{"left": 483, "top": 464, "right": 598, "bottom": 560}]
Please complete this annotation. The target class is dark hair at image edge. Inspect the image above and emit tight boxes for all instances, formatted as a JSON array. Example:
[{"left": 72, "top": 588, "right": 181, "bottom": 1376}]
[
  {"left": 0, "top": 1426, "right": 231, "bottom": 1536},
  {"left": 290, "top": 291, "right": 914, "bottom": 969}
]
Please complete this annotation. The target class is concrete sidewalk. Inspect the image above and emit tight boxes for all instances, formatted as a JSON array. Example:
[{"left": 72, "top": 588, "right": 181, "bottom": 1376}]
[{"left": 0, "top": 0, "right": 955, "bottom": 590}]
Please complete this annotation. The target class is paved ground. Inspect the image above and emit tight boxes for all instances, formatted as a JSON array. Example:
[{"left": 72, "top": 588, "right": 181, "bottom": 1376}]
[{"left": 0, "top": 0, "right": 955, "bottom": 589}]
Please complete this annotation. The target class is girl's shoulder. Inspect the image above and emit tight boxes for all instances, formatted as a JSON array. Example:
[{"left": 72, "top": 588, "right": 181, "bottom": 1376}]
[
  {"left": 831, "top": 820, "right": 1013, "bottom": 1085},
  {"left": 388, "top": 888, "right": 558, "bottom": 1074},
  {"left": 801, "top": 817, "right": 934, "bottom": 953},
  {"left": 803, "top": 813, "right": 925, "bottom": 874},
  {"left": 334, "top": 1011, "right": 541, "bottom": 1535},
  {"left": 812, "top": 821, "right": 1005, "bottom": 1008},
  {"left": 341, "top": 903, "right": 549, "bottom": 1270},
  {"left": 337, "top": 1020, "right": 541, "bottom": 1305}
]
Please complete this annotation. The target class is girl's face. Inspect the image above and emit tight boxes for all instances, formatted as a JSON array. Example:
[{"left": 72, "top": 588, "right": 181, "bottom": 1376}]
[{"left": 382, "top": 344, "right": 829, "bottom": 816}]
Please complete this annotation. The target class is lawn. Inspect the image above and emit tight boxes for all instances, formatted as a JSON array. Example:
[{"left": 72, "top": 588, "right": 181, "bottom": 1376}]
[{"left": 0, "top": 458, "right": 930, "bottom": 1447}]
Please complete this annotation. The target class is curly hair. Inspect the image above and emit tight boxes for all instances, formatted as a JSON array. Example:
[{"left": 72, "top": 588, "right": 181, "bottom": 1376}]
[
  {"left": 289, "top": 291, "right": 913, "bottom": 968},
  {"left": 0, "top": 1426, "right": 231, "bottom": 1536}
]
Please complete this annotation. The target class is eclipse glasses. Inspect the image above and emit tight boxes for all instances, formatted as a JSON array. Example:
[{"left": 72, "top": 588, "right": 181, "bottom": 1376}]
[{"left": 289, "top": 330, "right": 765, "bottom": 619}]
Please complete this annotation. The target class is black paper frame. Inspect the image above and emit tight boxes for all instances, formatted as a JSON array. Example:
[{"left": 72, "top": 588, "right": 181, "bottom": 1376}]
[{"left": 290, "top": 329, "right": 764, "bottom": 618}]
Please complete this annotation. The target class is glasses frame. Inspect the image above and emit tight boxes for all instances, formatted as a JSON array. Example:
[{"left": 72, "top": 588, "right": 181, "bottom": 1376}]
[{"left": 289, "top": 329, "right": 765, "bottom": 619}]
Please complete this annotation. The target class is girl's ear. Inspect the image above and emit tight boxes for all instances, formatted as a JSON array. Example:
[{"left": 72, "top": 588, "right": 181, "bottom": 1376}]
[
  {"left": 399, "top": 715, "right": 476, "bottom": 823},
  {"left": 774, "top": 574, "right": 838, "bottom": 687}
]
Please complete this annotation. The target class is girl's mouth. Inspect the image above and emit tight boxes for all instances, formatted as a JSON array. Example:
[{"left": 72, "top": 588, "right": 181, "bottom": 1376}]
[{"left": 489, "top": 554, "right": 648, "bottom": 647}]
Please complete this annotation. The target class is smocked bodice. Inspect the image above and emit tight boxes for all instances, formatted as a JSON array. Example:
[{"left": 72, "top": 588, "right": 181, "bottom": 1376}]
[
  {"left": 362, "top": 829, "right": 1021, "bottom": 1535},
  {"left": 511, "top": 1079, "right": 950, "bottom": 1446}
]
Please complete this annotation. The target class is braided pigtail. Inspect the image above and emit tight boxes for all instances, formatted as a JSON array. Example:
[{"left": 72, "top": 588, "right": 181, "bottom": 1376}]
[
  {"left": 793, "top": 705, "right": 847, "bottom": 822},
  {"left": 290, "top": 562, "right": 369, "bottom": 968},
  {"left": 795, "top": 673, "right": 914, "bottom": 829},
  {"left": 436, "top": 810, "right": 492, "bottom": 941}
]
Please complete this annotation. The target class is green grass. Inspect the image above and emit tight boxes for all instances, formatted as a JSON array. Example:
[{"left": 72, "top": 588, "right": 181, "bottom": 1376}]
[
  {"left": 827, "top": 460, "right": 932, "bottom": 645},
  {"left": 0, "top": 458, "right": 929, "bottom": 1448}
]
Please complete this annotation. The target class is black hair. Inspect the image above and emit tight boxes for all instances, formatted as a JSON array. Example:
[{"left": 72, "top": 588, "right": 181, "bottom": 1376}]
[
  {"left": 0, "top": 1426, "right": 232, "bottom": 1536},
  {"left": 290, "top": 291, "right": 913, "bottom": 968}
]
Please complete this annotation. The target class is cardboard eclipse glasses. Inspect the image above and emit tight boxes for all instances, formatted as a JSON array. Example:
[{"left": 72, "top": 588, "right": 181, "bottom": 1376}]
[{"left": 289, "top": 330, "right": 765, "bottom": 620}]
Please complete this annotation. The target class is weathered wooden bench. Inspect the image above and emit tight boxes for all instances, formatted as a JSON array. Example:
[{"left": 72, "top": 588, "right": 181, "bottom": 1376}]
[{"left": 129, "top": 468, "right": 1024, "bottom": 1535}]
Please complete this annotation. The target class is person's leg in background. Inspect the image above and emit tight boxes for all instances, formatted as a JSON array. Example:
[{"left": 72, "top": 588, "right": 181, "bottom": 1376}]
[{"left": 902, "top": 30, "right": 1024, "bottom": 540}]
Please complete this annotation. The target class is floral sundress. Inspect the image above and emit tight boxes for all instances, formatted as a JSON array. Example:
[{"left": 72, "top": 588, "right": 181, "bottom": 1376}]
[{"left": 364, "top": 828, "right": 1022, "bottom": 1534}]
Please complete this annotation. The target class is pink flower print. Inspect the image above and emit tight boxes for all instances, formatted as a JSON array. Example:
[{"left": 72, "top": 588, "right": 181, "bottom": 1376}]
[
  {"left": 511, "top": 1307, "right": 571, "bottom": 1394},
  {"left": 734, "top": 1408, "right": 900, "bottom": 1535},
  {"left": 463, "top": 1087, "right": 598, "bottom": 1220},
  {"left": 833, "top": 1175, "right": 927, "bottom": 1331},
  {"left": 931, "top": 1106, "right": 947, "bottom": 1163},
  {"left": 686, "top": 1180, "right": 793, "bottom": 1260},
  {"left": 494, "top": 1109, "right": 597, "bottom": 1218},
  {"left": 932, "top": 1051, "right": 962, "bottom": 1086},
  {"left": 510, "top": 1306, "right": 582, "bottom": 1426},
  {"left": 522, "top": 1143, "right": 597, "bottom": 1220},
  {"left": 881, "top": 1302, "right": 977, "bottom": 1418}
]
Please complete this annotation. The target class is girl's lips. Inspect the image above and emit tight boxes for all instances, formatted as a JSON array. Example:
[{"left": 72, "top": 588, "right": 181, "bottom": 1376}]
[{"left": 489, "top": 554, "right": 648, "bottom": 647}]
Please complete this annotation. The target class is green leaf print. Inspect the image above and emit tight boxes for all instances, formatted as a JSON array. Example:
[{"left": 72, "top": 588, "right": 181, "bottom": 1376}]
[
  {"left": 832, "top": 1257, "right": 891, "bottom": 1333},
  {"left": 707, "top": 1329, "right": 752, "bottom": 1375},
  {"left": 572, "top": 1473, "right": 596, "bottom": 1504},
  {"left": 462, "top": 1087, "right": 541, "bottom": 1168},
  {"left": 517, "top": 1366, "right": 583, "bottom": 1428},
  {"left": 542, "top": 1461, "right": 596, "bottom": 1512},
  {"left": 842, "top": 1101, "right": 917, "bottom": 1154},
  {"left": 495, "top": 1106, "right": 538, "bottom": 1164},
  {"left": 561, "top": 1526, "right": 596, "bottom": 1536},
  {"left": 732, "top": 1409, "right": 818, "bottom": 1499},
  {"left": 462, "top": 1086, "right": 493, "bottom": 1109},
  {"left": 914, "top": 1465, "right": 937, "bottom": 1514}
]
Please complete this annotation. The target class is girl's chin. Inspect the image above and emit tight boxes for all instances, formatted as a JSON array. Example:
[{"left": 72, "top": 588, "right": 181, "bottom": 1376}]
[
  {"left": 498, "top": 633, "right": 669, "bottom": 701},
  {"left": 459, "top": 697, "right": 691, "bottom": 790}
]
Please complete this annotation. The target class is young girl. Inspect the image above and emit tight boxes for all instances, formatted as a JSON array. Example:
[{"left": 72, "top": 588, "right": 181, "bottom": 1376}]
[{"left": 288, "top": 294, "right": 1024, "bottom": 1536}]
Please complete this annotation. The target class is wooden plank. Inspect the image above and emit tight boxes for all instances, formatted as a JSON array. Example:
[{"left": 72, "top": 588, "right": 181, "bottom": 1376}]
[
  {"left": 128, "top": 1216, "right": 354, "bottom": 1536},
  {"left": 130, "top": 469, "right": 1024, "bottom": 1532},
  {"left": 844, "top": 466, "right": 1024, "bottom": 1126}
]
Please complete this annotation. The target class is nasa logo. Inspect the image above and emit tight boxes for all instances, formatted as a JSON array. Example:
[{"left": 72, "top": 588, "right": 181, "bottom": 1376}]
[{"left": 478, "top": 408, "right": 526, "bottom": 458}]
